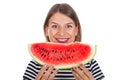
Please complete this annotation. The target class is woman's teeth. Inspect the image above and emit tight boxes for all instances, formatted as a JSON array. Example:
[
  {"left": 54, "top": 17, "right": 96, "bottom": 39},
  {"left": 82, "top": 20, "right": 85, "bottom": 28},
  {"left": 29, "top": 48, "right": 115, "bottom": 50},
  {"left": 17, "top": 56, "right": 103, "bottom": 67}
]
[{"left": 56, "top": 38, "right": 69, "bottom": 43}]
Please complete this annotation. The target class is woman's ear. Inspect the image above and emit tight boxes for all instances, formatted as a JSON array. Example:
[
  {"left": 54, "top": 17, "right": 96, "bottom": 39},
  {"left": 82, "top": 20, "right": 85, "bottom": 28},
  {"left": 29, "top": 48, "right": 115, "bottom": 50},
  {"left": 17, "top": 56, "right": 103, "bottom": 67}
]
[
  {"left": 75, "top": 26, "right": 78, "bottom": 36},
  {"left": 45, "top": 26, "right": 49, "bottom": 36}
]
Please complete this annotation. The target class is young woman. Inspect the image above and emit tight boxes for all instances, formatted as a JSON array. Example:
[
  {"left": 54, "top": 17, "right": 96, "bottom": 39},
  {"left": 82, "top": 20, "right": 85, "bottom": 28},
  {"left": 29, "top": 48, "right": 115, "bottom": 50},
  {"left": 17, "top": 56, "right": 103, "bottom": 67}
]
[{"left": 23, "top": 3, "right": 105, "bottom": 80}]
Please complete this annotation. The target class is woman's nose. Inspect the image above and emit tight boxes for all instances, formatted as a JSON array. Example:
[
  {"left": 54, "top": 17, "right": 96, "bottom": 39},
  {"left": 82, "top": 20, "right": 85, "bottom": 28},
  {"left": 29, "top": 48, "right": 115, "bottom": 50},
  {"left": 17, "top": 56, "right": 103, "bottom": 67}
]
[{"left": 58, "top": 27, "right": 66, "bottom": 35}]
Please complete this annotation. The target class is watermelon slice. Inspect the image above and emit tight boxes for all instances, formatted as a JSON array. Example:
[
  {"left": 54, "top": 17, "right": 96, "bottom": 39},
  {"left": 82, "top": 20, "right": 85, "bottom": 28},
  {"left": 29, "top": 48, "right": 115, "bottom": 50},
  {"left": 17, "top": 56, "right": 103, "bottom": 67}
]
[{"left": 28, "top": 42, "right": 97, "bottom": 69}]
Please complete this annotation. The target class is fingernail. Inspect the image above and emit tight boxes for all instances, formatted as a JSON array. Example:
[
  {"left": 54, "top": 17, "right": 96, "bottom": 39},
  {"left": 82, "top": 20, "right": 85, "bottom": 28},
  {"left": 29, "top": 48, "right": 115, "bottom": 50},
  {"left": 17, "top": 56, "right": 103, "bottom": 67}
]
[
  {"left": 71, "top": 68, "right": 74, "bottom": 71},
  {"left": 44, "top": 64, "right": 48, "bottom": 67},
  {"left": 80, "top": 64, "right": 84, "bottom": 69},
  {"left": 80, "top": 64, "right": 83, "bottom": 66}
]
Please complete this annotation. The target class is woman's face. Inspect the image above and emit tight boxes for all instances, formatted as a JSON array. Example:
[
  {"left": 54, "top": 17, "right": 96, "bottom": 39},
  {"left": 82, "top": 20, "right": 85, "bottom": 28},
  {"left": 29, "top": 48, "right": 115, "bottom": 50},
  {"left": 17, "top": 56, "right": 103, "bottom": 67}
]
[{"left": 46, "top": 12, "right": 78, "bottom": 43}]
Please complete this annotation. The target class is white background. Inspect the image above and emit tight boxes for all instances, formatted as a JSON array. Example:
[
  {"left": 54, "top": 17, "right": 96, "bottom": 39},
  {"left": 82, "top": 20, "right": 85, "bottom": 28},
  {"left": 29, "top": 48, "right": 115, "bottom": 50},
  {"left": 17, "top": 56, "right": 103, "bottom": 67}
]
[{"left": 0, "top": 0, "right": 120, "bottom": 80}]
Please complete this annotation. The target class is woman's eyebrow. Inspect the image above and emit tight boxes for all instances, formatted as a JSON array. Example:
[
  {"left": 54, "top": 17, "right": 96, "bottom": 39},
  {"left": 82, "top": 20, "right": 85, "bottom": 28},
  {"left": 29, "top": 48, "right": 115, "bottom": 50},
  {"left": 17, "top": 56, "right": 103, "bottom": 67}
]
[
  {"left": 67, "top": 22, "right": 74, "bottom": 24},
  {"left": 66, "top": 22, "right": 75, "bottom": 25},
  {"left": 50, "top": 22, "right": 58, "bottom": 24},
  {"left": 50, "top": 22, "right": 74, "bottom": 25}
]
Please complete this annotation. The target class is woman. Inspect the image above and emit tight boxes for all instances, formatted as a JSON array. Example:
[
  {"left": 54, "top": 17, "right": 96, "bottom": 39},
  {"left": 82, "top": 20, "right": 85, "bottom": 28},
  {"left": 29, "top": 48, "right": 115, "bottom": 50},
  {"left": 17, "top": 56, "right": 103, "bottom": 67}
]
[{"left": 23, "top": 3, "right": 105, "bottom": 80}]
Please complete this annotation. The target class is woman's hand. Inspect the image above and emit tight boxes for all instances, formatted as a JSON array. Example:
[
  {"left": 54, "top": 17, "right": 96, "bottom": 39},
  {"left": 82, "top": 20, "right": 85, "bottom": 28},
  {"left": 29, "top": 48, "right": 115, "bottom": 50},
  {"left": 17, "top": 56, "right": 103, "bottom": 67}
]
[
  {"left": 35, "top": 64, "right": 58, "bottom": 80},
  {"left": 72, "top": 64, "right": 94, "bottom": 80}
]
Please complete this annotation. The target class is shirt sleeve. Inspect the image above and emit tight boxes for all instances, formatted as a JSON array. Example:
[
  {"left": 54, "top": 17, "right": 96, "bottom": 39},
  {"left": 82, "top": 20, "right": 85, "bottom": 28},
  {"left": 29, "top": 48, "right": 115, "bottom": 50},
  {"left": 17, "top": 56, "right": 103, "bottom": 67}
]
[
  {"left": 89, "top": 59, "right": 105, "bottom": 80},
  {"left": 23, "top": 60, "right": 40, "bottom": 80}
]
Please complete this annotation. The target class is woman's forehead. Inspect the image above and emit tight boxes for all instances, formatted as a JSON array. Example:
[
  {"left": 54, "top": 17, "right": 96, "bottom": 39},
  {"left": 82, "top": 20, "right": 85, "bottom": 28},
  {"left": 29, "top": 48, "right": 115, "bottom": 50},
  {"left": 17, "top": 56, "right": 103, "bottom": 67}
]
[{"left": 49, "top": 13, "right": 75, "bottom": 24}]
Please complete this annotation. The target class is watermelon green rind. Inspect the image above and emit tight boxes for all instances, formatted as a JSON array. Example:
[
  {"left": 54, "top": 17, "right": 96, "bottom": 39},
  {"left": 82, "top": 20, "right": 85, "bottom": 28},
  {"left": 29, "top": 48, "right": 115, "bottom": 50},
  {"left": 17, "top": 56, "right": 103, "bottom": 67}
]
[
  {"left": 28, "top": 43, "right": 97, "bottom": 70},
  {"left": 81, "top": 45, "right": 97, "bottom": 64},
  {"left": 28, "top": 44, "right": 45, "bottom": 66}
]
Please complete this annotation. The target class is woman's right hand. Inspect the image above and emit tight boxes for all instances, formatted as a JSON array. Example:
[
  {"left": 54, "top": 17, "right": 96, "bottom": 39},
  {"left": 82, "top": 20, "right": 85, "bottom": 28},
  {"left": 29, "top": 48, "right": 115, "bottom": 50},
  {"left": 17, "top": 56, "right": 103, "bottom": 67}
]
[{"left": 35, "top": 64, "right": 58, "bottom": 80}]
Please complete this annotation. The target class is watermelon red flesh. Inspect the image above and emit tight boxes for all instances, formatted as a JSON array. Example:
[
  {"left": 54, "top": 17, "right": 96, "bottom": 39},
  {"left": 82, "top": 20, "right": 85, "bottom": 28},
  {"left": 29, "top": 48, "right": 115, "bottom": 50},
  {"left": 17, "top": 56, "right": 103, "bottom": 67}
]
[{"left": 29, "top": 42, "right": 96, "bottom": 69}]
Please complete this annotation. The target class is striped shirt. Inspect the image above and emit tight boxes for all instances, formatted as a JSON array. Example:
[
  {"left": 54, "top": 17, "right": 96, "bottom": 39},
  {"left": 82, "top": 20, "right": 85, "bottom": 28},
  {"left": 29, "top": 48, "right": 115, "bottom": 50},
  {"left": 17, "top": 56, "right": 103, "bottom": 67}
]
[{"left": 23, "top": 59, "right": 105, "bottom": 80}]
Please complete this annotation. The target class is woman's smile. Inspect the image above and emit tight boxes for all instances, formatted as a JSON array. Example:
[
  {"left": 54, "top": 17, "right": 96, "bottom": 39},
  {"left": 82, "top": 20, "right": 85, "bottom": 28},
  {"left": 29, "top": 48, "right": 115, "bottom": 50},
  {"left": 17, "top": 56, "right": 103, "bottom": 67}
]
[{"left": 56, "top": 38, "right": 69, "bottom": 43}]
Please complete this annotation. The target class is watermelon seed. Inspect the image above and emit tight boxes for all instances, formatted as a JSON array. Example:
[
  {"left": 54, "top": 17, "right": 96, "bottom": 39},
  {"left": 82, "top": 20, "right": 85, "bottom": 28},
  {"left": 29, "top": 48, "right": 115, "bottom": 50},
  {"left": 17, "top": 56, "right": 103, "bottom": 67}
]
[
  {"left": 45, "top": 50, "right": 48, "bottom": 53},
  {"left": 60, "top": 51, "right": 62, "bottom": 53},
  {"left": 55, "top": 50, "right": 57, "bottom": 53},
  {"left": 67, "top": 56, "right": 74, "bottom": 59},
  {"left": 68, "top": 56, "right": 71, "bottom": 59},
  {"left": 44, "top": 49, "right": 48, "bottom": 54},
  {"left": 36, "top": 47, "right": 42, "bottom": 52},
  {"left": 52, "top": 50, "right": 57, "bottom": 53},
  {"left": 41, "top": 53, "right": 44, "bottom": 56},
  {"left": 41, "top": 48, "right": 44, "bottom": 50},
  {"left": 67, "top": 49, "right": 69, "bottom": 52},
  {"left": 41, "top": 48, "right": 45, "bottom": 52},
  {"left": 56, "top": 58, "right": 59, "bottom": 61},
  {"left": 44, "top": 54, "right": 46, "bottom": 57},
  {"left": 71, "top": 56, "right": 74, "bottom": 59},
  {"left": 60, "top": 58, "right": 62, "bottom": 60},
  {"left": 43, "top": 49, "right": 47, "bottom": 53},
  {"left": 72, "top": 49, "right": 75, "bottom": 52},
  {"left": 52, "top": 50, "right": 54, "bottom": 52}
]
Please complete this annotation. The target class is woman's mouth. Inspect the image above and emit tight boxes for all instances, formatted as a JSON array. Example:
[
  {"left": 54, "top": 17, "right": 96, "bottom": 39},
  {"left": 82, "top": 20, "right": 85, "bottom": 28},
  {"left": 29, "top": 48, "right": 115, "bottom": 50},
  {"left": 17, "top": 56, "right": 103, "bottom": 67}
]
[{"left": 56, "top": 38, "right": 69, "bottom": 43}]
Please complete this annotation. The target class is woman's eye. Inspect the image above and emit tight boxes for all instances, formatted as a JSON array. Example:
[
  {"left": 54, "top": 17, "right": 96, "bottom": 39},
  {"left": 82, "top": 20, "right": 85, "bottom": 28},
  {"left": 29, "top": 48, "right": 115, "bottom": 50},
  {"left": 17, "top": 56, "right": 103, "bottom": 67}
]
[
  {"left": 52, "top": 25, "right": 58, "bottom": 28},
  {"left": 67, "top": 25, "right": 73, "bottom": 28}
]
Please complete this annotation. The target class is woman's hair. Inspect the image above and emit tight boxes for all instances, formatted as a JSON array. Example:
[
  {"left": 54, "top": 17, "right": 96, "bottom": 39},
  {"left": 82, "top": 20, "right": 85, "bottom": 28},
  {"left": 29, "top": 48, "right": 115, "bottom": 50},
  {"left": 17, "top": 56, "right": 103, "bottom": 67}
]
[{"left": 43, "top": 3, "right": 82, "bottom": 42}]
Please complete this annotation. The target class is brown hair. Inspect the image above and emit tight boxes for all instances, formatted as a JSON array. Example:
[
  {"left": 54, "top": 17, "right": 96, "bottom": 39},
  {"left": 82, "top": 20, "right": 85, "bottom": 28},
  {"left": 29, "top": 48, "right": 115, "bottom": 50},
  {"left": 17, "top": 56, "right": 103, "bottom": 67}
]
[{"left": 43, "top": 3, "right": 82, "bottom": 42}]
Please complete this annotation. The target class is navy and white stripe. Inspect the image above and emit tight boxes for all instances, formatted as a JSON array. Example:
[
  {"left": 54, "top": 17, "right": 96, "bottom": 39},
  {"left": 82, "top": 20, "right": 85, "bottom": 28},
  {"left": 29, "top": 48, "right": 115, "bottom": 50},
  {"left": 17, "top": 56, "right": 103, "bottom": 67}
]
[
  {"left": 23, "top": 59, "right": 105, "bottom": 80},
  {"left": 85, "top": 59, "right": 105, "bottom": 80}
]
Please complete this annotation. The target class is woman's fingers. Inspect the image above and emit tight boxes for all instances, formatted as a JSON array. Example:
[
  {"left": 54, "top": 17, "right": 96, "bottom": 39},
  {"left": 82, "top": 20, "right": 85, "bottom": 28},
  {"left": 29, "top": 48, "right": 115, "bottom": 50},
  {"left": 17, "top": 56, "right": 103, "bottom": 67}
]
[
  {"left": 72, "top": 68, "right": 82, "bottom": 80},
  {"left": 72, "top": 64, "right": 94, "bottom": 80},
  {"left": 49, "top": 69, "right": 58, "bottom": 80},
  {"left": 72, "top": 67, "right": 88, "bottom": 80},
  {"left": 42, "top": 65, "right": 53, "bottom": 79},
  {"left": 35, "top": 64, "right": 58, "bottom": 80},
  {"left": 79, "top": 64, "right": 94, "bottom": 79},
  {"left": 36, "top": 64, "right": 48, "bottom": 80},
  {"left": 41, "top": 65, "right": 58, "bottom": 80}
]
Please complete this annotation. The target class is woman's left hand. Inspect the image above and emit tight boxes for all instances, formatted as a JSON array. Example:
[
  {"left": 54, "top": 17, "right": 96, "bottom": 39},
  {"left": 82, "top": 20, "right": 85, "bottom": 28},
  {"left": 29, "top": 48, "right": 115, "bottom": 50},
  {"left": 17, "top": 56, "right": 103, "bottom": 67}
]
[{"left": 72, "top": 64, "right": 94, "bottom": 80}]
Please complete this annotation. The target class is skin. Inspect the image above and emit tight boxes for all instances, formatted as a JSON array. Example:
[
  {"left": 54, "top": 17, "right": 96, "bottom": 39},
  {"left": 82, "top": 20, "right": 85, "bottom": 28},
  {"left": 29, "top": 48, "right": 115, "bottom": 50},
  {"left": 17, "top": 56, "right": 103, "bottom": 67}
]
[
  {"left": 45, "top": 12, "right": 78, "bottom": 43},
  {"left": 24, "top": 12, "right": 94, "bottom": 80},
  {"left": 72, "top": 64, "right": 94, "bottom": 80},
  {"left": 35, "top": 65, "right": 58, "bottom": 80}
]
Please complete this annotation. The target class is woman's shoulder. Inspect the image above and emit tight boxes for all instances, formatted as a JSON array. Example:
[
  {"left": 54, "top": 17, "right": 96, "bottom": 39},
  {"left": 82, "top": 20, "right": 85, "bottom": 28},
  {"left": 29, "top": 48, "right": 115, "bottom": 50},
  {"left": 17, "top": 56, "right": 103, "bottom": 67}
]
[
  {"left": 23, "top": 60, "right": 41, "bottom": 79},
  {"left": 85, "top": 58, "right": 102, "bottom": 71},
  {"left": 85, "top": 59, "right": 105, "bottom": 80},
  {"left": 85, "top": 59, "right": 98, "bottom": 66},
  {"left": 28, "top": 59, "right": 41, "bottom": 67}
]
